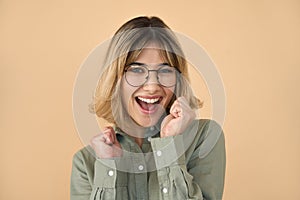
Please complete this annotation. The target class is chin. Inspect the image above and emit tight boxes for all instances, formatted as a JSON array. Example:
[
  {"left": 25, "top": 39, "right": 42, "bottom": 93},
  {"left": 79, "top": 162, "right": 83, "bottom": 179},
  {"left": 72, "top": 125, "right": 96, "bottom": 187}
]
[{"left": 132, "top": 110, "right": 164, "bottom": 128}]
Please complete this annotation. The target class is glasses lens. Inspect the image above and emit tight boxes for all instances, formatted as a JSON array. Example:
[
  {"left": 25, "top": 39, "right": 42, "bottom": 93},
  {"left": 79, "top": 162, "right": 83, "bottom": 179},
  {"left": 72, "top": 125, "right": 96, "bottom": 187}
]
[
  {"left": 158, "top": 66, "right": 177, "bottom": 87},
  {"left": 125, "top": 64, "right": 177, "bottom": 87},
  {"left": 125, "top": 65, "right": 148, "bottom": 86}
]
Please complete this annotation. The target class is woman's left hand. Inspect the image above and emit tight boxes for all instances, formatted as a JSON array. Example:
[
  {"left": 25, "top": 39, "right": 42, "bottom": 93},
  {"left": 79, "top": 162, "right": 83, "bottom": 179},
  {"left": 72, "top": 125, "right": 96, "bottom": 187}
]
[{"left": 160, "top": 96, "right": 196, "bottom": 137}]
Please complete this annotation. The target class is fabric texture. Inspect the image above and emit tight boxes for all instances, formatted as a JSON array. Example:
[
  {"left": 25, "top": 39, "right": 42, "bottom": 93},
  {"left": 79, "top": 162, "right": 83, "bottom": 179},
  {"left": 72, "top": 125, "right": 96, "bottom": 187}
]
[{"left": 71, "top": 119, "right": 226, "bottom": 200}]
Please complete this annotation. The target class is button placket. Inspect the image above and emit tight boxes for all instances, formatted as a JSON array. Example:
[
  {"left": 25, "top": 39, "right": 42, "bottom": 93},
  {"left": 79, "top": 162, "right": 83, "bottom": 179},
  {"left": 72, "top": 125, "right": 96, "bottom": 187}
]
[
  {"left": 130, "top": 143, "right": 148, "bottom": 173},
  {"left": 132, "top": 152, "right": 148, "bottom": 200}
]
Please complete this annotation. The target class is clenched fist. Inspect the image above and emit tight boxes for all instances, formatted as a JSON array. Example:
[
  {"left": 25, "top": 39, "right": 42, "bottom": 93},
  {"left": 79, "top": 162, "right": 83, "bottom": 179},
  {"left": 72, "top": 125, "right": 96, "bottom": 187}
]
[
  {"left": 90, "top": 126, "right": 123, "bottom": 159},
  {"left": 160, "top": 96, "right": 196, "bottom": 137}
]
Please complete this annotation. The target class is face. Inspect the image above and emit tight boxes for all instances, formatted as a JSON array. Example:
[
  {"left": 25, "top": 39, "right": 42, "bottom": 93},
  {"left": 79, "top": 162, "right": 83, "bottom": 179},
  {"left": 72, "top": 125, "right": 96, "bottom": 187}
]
[{"left": 121, "top": 47, "right": 175, "bottom": 127}]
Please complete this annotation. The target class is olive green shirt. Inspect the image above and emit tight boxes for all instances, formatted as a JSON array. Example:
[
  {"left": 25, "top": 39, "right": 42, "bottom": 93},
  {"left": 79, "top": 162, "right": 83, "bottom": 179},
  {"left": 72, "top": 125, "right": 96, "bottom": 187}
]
[{"left": 71, "top": 119, "right": 226, "bottom": 200}]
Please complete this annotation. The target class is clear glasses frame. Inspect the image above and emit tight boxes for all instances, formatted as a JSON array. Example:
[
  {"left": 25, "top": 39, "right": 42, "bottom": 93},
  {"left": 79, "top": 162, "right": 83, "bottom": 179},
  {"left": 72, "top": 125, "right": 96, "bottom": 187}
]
[{"left": 124, "top": 63, "right": 180, "bottom": 87}]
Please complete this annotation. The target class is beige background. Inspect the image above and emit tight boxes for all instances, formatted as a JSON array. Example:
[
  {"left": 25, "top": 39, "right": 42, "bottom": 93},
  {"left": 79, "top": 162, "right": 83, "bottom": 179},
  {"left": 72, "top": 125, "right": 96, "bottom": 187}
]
[{"left": 1, "top": 0, "right": 300, "bottom": 199}]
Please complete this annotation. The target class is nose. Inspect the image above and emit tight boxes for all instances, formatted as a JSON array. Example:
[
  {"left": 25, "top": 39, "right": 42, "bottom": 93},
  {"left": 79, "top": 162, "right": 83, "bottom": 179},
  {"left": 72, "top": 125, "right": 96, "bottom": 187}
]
[
  {"left": 143, "top": 71, "right": 161, "bottom": 91},
  {"left": 145, "top": 71, "right": 160, "bottom": 85}
]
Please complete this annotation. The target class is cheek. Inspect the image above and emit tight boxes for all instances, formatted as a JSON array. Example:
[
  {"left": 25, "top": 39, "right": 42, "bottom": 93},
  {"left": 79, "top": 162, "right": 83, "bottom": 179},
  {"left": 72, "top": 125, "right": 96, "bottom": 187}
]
[
  {"left": 166, "top": 87, "right": 175, "bottom": 99},
  {"left": 121, "top": 78, "right": 136, "bottom": 110},
  {"left": 164, "top": 87, "right": 176, "bottom": 105}
]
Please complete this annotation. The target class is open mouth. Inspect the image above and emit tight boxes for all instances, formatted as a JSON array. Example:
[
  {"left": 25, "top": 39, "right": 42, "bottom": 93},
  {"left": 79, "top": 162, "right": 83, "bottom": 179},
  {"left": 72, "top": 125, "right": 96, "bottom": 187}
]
[{"left": 135, "top": 96, "right": 162, "bottom": 113}]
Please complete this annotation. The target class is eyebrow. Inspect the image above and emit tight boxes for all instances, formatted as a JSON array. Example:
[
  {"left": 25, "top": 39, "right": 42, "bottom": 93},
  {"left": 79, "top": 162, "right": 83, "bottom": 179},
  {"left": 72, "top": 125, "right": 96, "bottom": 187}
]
[{"left": 129, "top": 62, "right": 170, "bottom": 67}]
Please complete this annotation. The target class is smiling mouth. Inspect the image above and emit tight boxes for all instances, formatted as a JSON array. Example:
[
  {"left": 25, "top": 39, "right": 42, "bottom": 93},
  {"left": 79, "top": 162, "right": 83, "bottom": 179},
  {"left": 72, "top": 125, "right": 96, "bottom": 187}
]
[{"left": 135, "top": 96, "right": 162, "bottom": 112}]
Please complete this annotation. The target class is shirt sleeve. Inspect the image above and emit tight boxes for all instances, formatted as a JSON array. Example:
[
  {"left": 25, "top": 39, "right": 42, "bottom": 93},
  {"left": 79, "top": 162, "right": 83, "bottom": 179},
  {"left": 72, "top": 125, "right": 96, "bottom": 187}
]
[
  {"left": 70, "top": 148, "right": 128, "bottom": 200},
  {"left": 70, "top": 150, "right": 93, "bottom": 200},
  {"left": 150, "top": 120, "right": 226, "bottom": 200}
]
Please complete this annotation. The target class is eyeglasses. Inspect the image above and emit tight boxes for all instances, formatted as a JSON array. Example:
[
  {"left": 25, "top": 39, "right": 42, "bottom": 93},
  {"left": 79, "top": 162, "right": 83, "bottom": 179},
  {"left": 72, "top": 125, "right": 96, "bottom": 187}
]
[{"left": 124, "top": 62, "right": 179, "bottom": 87}]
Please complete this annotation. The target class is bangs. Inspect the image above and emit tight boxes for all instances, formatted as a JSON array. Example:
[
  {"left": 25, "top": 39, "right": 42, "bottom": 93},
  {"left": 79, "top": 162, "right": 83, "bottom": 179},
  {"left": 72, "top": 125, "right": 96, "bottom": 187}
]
[
  {"left": 125, "top": 44, "right": 181, "bottom": 70},
  {"left": 123, "top": 27, "right": 184, "bottom": 69},
  {"left": 158, "top": 49, "right": 181, "bottom": 69}
]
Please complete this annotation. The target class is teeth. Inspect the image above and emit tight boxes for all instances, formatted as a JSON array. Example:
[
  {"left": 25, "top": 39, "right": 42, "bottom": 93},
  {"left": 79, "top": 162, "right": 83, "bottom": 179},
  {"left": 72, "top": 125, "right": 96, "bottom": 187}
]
[{"left": 138, "top": 97, "right": 160, "bottom": 104}]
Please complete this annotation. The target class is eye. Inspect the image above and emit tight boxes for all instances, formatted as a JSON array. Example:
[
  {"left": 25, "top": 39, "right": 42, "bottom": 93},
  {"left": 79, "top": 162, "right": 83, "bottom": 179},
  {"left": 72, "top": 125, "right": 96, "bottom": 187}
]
[
  {"left": 159, "top": 66, "right": 175, "bottom": 74},
  {"left": 127, "top": 65, "right": 146, "bottom": 74}
]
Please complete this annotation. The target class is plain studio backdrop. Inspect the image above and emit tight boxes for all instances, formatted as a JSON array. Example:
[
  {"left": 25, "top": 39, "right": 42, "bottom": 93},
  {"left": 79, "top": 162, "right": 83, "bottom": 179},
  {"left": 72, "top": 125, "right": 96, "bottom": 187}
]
[{"left": 1, "top": 0, "right": 299, "bottom": 199}]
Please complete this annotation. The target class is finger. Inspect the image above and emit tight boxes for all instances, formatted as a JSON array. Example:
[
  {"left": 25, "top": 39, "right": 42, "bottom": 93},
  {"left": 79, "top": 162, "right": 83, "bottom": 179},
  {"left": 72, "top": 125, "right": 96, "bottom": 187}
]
[
  {"left": 161, "top": 114, "right": 175, "bottom": 135},
  {"left": 99, "top": 134, "right": 107, "bottom": 143},
  {"left": 170, "top": 103, "right": 182, "bottom": 118},
  {"left": 102, "top": 130, "right": 114, "bottom": 145},
  {"left": 178, "top": 97, "right": 197, "bottom": 119},
  {"left": 105, "top": 126, "right": 116, "bottom": 144},
  {"left": 99, "top": 133, "right": 112, "bottom": 145},
  {"left": 170, "top": 99, "right": 178, "bottom": 111},
  {"left": 90, "top": 133, "right": 105, "bottom": 148},
  {"left": 173, "top": 96, "right": 196, "bottom": 117},
  {"left": 170, "top": 100, "right": 179, "bottom": 116}
]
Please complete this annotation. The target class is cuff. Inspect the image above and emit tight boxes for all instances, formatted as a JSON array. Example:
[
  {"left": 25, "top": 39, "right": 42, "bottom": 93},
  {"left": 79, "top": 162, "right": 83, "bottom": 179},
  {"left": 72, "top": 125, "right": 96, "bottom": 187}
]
[
  {"left": 150, "top": 135, "right": 186, "bottom": 170},
  {"left": 94, "top": 159, "right": 117, "bottom": 188},
  {"left": 94, "top": 158, "right": 127, "bottom": 188}
]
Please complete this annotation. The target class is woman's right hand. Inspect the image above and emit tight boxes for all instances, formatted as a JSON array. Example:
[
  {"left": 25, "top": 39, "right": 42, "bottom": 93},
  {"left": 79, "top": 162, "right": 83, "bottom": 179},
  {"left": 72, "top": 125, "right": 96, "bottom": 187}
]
[{"left": 90, "top": 126, "right": 123, "bottom": 159}]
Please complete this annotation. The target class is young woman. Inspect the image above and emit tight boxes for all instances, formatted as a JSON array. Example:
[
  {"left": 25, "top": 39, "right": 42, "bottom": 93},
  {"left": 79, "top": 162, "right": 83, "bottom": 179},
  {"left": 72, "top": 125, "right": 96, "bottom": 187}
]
[{"left": 71, "top": 16, "right": 226, "bottom": 200}]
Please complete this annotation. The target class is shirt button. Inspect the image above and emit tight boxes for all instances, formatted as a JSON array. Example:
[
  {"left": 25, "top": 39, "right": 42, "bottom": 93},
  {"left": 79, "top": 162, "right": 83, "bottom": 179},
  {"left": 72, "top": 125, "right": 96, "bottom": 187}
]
[
  {"left": 156, "top": 150, "right": 162, "bottom": 157},
  {"left": 108, "top": 170, "right": 114, "bottom": 176},
  {"left": 150, "top": 126, "right": 155, "bottom": 131},
  {"left": 162, "top": 187, "right": 168, "bottom": 193},
  {"left": 147, "top": 137, "right": 151, "bottom": 142},
  {"left": 138, "top": 165, "right": 144, "bottom": 171}
]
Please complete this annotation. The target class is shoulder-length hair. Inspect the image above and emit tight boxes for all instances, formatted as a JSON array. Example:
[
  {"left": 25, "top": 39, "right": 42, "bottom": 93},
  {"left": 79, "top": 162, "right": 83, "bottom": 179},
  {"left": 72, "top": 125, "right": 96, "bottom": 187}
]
[{"left": 90, "top": 16, "right": 202, "bottom": 126}]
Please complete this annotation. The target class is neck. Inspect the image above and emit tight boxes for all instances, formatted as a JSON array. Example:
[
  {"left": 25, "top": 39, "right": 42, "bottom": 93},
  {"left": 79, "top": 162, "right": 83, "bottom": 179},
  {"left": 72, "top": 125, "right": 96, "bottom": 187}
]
[
  {"left": 134, "top": 137, "right": 144, "bottom": 148},
  {"left": 118, "top": 116, "right": 162, "bottom": 147}
]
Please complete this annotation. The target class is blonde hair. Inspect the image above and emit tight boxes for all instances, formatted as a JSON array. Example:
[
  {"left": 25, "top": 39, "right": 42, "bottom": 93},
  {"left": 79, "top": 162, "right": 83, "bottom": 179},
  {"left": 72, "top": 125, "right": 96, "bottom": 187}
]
[{"left": 91, "top": 16, "right": 202, "bottom": 126}]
